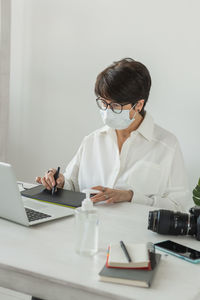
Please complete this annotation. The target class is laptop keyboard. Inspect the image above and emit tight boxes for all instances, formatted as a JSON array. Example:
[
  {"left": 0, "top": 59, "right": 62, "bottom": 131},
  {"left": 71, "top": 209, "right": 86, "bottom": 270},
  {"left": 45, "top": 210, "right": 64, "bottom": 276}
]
[{"left": 25, "top": 207, "right": 51, "bottom": 222}]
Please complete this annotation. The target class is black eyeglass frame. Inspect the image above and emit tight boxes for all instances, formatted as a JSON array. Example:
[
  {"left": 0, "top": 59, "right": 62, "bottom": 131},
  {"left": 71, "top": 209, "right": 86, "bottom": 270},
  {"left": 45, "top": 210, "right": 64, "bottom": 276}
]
[{"left": 96, "top": 97, "right": 137, "bottom": 114}]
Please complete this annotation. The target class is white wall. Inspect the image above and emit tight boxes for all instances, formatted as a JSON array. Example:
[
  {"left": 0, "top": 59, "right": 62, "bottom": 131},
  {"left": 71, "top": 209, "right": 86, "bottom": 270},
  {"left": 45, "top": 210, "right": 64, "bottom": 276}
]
[
  {"left": 8, "top": 0, "right": 200, "bottom": 198},
  {"left": 0, "top": 0, "right": 10, "bottom": 161}
]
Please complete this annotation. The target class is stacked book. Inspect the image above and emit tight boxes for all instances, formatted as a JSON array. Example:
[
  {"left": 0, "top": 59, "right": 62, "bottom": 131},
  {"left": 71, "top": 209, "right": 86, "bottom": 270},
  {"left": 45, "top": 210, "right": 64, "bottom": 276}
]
[{"left": 99, "top": 242, "right": 161, "bottom": 288}]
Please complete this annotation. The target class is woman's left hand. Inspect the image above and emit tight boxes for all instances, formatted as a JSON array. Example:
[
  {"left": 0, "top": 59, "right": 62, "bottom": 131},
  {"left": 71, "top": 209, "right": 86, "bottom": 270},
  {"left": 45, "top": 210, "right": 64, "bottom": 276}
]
[{"left": 91, "top": 186, "right": 133, "bottom": 204}]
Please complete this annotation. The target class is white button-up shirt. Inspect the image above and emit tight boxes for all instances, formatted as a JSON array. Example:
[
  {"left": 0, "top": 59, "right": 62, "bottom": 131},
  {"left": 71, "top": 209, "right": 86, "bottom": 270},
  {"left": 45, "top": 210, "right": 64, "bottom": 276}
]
[{"left": 63, "top": 112, "right": 189, "bottom": 210}]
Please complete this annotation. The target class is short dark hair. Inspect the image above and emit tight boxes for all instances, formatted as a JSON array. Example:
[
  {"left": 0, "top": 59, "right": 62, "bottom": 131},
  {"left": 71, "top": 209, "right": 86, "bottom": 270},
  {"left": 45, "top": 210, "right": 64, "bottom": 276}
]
[{"left": 95, "top": 58, "right": 151, "bottom": 114}]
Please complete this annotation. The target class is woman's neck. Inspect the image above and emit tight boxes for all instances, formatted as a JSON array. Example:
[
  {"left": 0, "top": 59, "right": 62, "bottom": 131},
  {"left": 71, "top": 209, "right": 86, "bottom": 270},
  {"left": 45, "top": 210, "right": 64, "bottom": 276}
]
[
  {"left": 115, "top": 112, "right": 144, "bottom": 154},
  {"left": 116, "top": 112, "right": 144, "bottom": 139}
]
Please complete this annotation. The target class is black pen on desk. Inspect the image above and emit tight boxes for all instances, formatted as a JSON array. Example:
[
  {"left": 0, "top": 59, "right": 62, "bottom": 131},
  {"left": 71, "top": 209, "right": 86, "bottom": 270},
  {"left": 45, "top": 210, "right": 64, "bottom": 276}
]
[
  {"left": 52, "top": 166, "right": 60, "bottom": 196},
  {"left": 120, "top": 240, "right": 132, "bottom": 263}
]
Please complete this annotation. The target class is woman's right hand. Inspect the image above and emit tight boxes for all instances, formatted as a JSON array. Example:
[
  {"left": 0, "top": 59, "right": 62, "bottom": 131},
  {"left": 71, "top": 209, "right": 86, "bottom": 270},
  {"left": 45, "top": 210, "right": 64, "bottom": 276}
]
[{"left": 35, "top": 168, "right": 65, "bottom": 190}]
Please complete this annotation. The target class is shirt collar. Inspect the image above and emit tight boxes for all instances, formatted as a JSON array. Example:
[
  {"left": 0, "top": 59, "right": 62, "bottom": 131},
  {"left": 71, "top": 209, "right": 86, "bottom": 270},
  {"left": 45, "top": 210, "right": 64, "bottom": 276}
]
[
  {"left": 136, "top": 112, "right": 154, "bottom": 141},
  {"left": 98, "top": 125, "right": 111, "bottom": 134},
  {"left": 98, "top": 112, "right": 154, "bottom": 141}
]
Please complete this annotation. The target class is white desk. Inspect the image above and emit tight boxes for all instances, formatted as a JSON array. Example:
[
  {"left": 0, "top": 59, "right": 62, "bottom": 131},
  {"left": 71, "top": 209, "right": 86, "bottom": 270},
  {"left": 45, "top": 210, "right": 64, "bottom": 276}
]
[{"left": 0, "top": 187, "right": 200, "bottom": 300}]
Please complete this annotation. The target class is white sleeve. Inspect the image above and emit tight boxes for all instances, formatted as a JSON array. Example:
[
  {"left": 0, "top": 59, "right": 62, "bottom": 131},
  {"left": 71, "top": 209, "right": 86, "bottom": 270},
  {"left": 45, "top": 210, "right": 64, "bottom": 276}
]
[
  {"left": 63, "top": 137, "right": 86, "bottom": 192},
  {"left": 132, "top": 143, "right": 190, "bottom": 212}
]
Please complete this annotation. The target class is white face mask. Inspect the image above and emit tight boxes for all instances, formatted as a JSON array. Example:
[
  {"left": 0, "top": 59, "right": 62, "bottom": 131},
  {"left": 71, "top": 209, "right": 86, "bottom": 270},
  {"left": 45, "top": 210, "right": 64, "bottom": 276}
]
[{"left": 100, "top": 106, "right": 136, "bottom": 130}]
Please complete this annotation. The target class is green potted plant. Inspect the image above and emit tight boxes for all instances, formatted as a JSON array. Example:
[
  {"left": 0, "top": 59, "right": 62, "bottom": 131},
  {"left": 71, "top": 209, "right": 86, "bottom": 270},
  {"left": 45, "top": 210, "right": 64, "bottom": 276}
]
[{"left": 193, "top": 178, "right": 200, "bottom": 206}]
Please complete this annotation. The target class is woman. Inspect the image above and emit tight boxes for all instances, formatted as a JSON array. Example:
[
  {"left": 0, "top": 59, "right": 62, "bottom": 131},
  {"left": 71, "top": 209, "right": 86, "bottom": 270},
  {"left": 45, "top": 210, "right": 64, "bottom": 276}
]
[{"left": 36, "top": 58, "right": 189, "bottom": 210}]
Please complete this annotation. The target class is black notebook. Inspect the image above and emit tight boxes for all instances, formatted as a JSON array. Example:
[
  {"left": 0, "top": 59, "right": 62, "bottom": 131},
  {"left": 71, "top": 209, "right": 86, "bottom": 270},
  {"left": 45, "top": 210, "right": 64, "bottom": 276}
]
[
  {"left": 21, "top": 185, "right": 86, "bottom": 208},
  {"left": 99, "top": 253, "right": 161, "bottom": 288}
]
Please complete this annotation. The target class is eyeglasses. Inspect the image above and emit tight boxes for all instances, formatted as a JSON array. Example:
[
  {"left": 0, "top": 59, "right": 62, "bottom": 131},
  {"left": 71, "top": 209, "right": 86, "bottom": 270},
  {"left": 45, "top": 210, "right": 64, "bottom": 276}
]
[{"left": 96, "top": 97, "right": 134, "bottom": 114}]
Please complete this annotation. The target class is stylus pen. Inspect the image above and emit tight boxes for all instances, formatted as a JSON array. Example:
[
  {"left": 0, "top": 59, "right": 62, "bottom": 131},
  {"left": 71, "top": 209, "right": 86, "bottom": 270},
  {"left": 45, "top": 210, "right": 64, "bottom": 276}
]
[
  {"left": 52, "top": 166, "right": 60, "bottom": 196},
  {"left": 120, "top": 240, "right": 132, "bottom": 262}
]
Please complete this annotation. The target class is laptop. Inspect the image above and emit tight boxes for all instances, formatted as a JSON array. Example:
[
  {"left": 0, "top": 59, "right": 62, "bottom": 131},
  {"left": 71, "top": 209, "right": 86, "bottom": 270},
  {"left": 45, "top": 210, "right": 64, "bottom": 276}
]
[{"left": 0, "top": 162, "right": 74, "bottom": 226}]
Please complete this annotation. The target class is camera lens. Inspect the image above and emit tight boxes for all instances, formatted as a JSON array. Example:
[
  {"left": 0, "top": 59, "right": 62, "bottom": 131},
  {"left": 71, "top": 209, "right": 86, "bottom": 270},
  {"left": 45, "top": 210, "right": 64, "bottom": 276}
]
[{"left": 148, "top": 209, "right": 197, "bottom": 236}]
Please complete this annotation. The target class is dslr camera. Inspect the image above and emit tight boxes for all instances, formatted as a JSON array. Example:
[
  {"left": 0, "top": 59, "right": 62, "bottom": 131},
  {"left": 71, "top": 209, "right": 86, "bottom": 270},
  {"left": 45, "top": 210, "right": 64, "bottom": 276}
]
[{"left": 148, "top": 206, "right": 200, "bottom": 240}]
